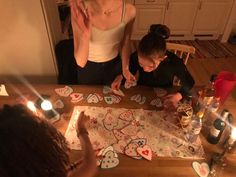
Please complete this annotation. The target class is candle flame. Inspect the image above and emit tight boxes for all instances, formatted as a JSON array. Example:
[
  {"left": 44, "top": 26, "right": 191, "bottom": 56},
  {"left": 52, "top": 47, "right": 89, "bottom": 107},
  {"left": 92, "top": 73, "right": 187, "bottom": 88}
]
[
  {"left": 27, "top": 101, "right": 37, "bottom": 112},
  {"left": 41, "top": 100, "right": 52, "bottom": 111},
  {"left": 231, "top": 127, "right": 236, "bottom": 140}
]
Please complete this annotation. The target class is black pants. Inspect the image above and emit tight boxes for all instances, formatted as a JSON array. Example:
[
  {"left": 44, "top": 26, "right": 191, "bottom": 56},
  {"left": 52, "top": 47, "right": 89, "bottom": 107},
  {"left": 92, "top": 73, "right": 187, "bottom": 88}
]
[{"left": 77, "top": 56, "right": 122, "bottom": 85}]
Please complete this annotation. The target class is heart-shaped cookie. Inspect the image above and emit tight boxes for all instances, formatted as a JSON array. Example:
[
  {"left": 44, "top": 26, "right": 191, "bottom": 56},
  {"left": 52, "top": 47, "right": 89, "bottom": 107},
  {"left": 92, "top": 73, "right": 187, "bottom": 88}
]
[
  {"left": 139, "top": 96, "right": 146, "bottom": 105},
  {"left": 150, "top": 98, "right": 163, "bottom": 108},
  {"left": 55, "top": 86, "right": 73, "bottom": 97},
  {"left": 53, "top": 99, "right": 64, "bottom": 109},
  {"left": 100, "top": 146, "right": 118, "bottom": 157},
  {"left": 124, "top": 142, "right": 140, "bottom": 158},
  {"left": 70, "top": 93, "right": 83, "bottom": 103},
  {"left": 192, "top": 162, "right": 210, "bottom": 177},
  {"left": 131, "top": 94, "right": 142, "bottom": 102},
  {"left": 101, "top": 150, "right": 119, "bottom": 169},
  {"left": 137, "top": 145, "right": 152, "bottom": 161},
  {"left": 110, "top": 95, "right": 121, "bottom": 103},
  {"left": 104, "top": 96, "right": 114, "bottom": 104},
  {"left": 87, "top": 94, "right": 99, "bottom": 103}
]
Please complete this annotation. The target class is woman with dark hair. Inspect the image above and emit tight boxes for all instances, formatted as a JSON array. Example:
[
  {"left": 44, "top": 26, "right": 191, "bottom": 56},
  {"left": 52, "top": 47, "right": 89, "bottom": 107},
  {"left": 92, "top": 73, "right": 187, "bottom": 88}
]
[
  {"left": 0, "top": 105, "right": 97, "bottom": 177},
  {"left": 112, "top": 24, "right": 194, "bottom": 107}
]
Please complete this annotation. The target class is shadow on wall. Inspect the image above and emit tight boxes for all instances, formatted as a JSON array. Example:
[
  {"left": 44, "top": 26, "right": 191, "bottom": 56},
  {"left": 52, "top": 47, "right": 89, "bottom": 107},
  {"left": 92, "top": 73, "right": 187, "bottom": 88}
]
[{"left": 0, "top": 0, "right": 56, "bottom": 78}]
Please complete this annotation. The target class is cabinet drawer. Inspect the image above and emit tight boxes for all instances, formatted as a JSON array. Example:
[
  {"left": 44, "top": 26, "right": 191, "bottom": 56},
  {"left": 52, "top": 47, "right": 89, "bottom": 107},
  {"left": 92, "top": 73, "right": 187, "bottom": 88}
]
[{"left": 135, "top": 0, "right": 166, "bottom": 5}]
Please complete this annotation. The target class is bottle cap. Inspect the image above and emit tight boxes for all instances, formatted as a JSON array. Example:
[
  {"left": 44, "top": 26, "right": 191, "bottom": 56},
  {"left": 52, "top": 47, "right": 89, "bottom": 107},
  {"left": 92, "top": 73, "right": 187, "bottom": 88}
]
[
  {"left": 184, "top": 94, "right": 193, "bottom": 104},
  {"left": 227, "top": 113, "right": 233, "bottom": 124},
  {"left": 196, "top": 110, "right": 204, "bottom": 119}
]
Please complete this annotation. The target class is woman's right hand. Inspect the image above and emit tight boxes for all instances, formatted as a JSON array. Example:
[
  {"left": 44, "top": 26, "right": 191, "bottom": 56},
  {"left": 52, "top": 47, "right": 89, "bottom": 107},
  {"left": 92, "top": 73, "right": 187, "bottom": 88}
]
[{"left": 70, "top": 0, "right": 91, "bottom": 38}]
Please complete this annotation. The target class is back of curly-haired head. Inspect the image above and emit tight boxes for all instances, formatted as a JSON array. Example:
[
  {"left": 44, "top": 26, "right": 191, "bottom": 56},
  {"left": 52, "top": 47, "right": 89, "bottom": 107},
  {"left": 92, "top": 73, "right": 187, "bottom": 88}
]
[
  {"left": 0, "top": 104, "right": 70, "bottom": 177},
  {"left": 138, "top": 24, "right": 170, "bottom": 58}
]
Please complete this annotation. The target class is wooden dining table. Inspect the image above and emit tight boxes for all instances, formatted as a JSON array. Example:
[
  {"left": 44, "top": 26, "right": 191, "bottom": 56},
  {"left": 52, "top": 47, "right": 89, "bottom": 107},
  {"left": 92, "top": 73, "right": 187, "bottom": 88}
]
[{"left": 0, "top": 84, "right": 236, "bottom": 177}]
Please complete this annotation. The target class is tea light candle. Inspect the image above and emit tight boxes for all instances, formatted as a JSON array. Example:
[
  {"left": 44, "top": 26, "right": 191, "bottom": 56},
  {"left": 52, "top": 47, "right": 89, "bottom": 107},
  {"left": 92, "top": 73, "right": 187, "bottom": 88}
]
[
  {"left": 41, "top": 100, "right": 53, "bottom": 111},
  {"left": 228, "top": 127, "right": 236, "bottom": 146},
  {"left": 27, "top": 101, "right": 36, "bottom": 112},
  {"left": 27, "top": 101, "right": 40, "bottom": 117}
]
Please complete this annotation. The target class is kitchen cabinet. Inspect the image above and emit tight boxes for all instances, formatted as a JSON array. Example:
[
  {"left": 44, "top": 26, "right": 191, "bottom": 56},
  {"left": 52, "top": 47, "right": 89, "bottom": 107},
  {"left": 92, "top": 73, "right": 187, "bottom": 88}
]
[
  {"left": 164, "top": 0, "right": 199, "bottom": 37},
  {"left": 132, "top": 0, "right": 166, "bottom": 39},
  {"left": 193, "top": 0, "right": 234, "bottom": 38},
  {"left": 132, "top": 0, "right": 234, "bottom": 40}
]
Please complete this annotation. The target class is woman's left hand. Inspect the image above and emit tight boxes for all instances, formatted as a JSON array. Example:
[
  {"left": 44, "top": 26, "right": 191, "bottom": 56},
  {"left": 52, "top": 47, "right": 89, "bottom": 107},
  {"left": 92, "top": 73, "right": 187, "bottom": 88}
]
[
  {"left": 111, "top": 75, "right": 123, "bottom": 91},
  {"left": 163, "top": 92, "right": 182, "bottom": 108}
]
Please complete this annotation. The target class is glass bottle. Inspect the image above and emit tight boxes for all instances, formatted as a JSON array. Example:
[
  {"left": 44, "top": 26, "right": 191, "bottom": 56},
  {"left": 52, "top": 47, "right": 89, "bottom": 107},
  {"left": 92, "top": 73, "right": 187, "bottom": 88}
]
[
  {"left": 179, "top": 94, "right": 193, "bottom": 128},
  {"left": 186, "top": 106, "right": 205, "bottom": 143},
  {"left": 200, "top": 74, "right": 217, "bottom": 106},
  {"left": 220, "top": 113, "right": 234, "bottom": 146},
  {"left": 207, "top": 109, "right": 229, "bottom": 144}
]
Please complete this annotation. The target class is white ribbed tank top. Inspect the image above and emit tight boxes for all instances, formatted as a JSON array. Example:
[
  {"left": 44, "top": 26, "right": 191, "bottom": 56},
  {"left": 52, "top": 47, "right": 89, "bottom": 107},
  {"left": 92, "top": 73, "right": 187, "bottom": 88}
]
[{"left": 87, "top": 1, "right": 126, "bottom": 62}]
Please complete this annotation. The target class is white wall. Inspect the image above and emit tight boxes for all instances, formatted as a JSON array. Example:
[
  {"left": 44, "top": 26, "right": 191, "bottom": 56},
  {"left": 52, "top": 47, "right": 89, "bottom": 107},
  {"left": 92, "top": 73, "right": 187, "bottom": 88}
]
[
  {"left": 42, "top": 0, "right": 63, "bottom": 47},
  {"left": 0, "top": 0, "right": 57, "bottom": 77}
]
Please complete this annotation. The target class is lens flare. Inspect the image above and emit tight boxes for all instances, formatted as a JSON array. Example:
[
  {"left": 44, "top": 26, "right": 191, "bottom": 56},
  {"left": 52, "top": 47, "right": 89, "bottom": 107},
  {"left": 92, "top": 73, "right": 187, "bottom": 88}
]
[
  {"left": 26, "top": 101, "right": 37, "bottom": 112},
  {"left": 41, "top": 100, "right": 53, "bottom": 111}
]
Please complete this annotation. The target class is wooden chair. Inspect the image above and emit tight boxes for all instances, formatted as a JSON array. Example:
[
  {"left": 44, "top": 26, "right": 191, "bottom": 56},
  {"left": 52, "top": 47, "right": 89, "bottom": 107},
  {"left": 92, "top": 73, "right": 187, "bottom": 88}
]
[{"left": 166, "top": 42, "right": 196, "bottom": 86}]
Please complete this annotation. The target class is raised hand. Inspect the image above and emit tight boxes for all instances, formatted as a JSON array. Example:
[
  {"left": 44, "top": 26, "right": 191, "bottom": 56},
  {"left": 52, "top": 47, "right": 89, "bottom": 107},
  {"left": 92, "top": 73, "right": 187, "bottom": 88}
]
[{"left": 70, "top": 0, "right": 91, "bottom": 38}]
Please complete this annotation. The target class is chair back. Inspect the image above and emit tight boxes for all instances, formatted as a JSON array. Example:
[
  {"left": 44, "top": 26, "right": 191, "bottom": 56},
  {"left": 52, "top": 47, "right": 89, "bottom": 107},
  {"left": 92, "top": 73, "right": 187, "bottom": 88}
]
[{"left": 166, "top": 42, "right": 195, "bottom": 85}]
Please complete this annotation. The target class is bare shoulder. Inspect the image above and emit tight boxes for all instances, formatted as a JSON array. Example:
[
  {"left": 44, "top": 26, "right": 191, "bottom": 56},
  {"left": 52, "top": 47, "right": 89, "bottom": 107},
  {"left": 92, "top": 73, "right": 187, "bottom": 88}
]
[{"left": 125, "top": 2, "right": 136, "bottom": 22}]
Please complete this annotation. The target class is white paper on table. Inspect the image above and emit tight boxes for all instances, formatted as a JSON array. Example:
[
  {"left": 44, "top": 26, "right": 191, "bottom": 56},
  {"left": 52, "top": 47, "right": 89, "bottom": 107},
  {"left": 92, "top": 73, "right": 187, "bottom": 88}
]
[
  {"left": 0, "top": 84, "right": 9, "bottom": 96},
  {"left": 65, "top": 106, "right": 205, "bottom": 159}
]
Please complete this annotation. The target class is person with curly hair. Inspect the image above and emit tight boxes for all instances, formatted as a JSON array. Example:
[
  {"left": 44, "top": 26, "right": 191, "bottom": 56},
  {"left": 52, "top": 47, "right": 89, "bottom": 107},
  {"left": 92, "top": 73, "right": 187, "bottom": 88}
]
[{"left": 0, "top": 104, "right": 97, "bottom": 177}]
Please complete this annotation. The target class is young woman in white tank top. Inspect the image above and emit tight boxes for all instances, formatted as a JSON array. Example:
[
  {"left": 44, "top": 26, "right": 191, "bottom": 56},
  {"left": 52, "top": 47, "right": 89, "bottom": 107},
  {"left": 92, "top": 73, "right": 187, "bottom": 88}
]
[{"left": 70, "top": 0, "right": 136, "bottom": 85}]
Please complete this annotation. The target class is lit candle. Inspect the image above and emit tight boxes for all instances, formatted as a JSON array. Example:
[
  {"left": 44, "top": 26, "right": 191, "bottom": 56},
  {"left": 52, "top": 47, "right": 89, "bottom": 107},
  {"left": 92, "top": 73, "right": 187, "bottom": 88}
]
[
  {"left": 228, "top": 127, "right": 236, "bottom": 146},
  {"left": 41, "top": 100, "right": 53, "bottom": 111},
  {"left": 26, "top": 101, "right": 38, "bottom": 116},
  {"left": 40, "top": 99, "right": 59, "bottom": 119}
]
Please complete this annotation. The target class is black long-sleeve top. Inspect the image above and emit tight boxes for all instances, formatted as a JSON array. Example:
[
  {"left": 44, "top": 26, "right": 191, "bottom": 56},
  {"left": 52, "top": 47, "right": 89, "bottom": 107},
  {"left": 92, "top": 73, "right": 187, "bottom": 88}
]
[{"left": 129, "top": 51, "right": 195, "bottom": 96}]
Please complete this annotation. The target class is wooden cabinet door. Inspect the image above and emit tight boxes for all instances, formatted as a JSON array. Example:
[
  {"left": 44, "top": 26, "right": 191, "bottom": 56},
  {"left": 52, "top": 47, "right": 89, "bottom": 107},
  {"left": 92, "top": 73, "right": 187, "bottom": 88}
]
[
  {"left": 164, "top": 0, "right": 199, "bottom": 35},
  {"left": 193, "top": 0, "right": 233, "bottom": 35},
  {"left": 132, "top": 5, "right": 166, "bottom": 39}
]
